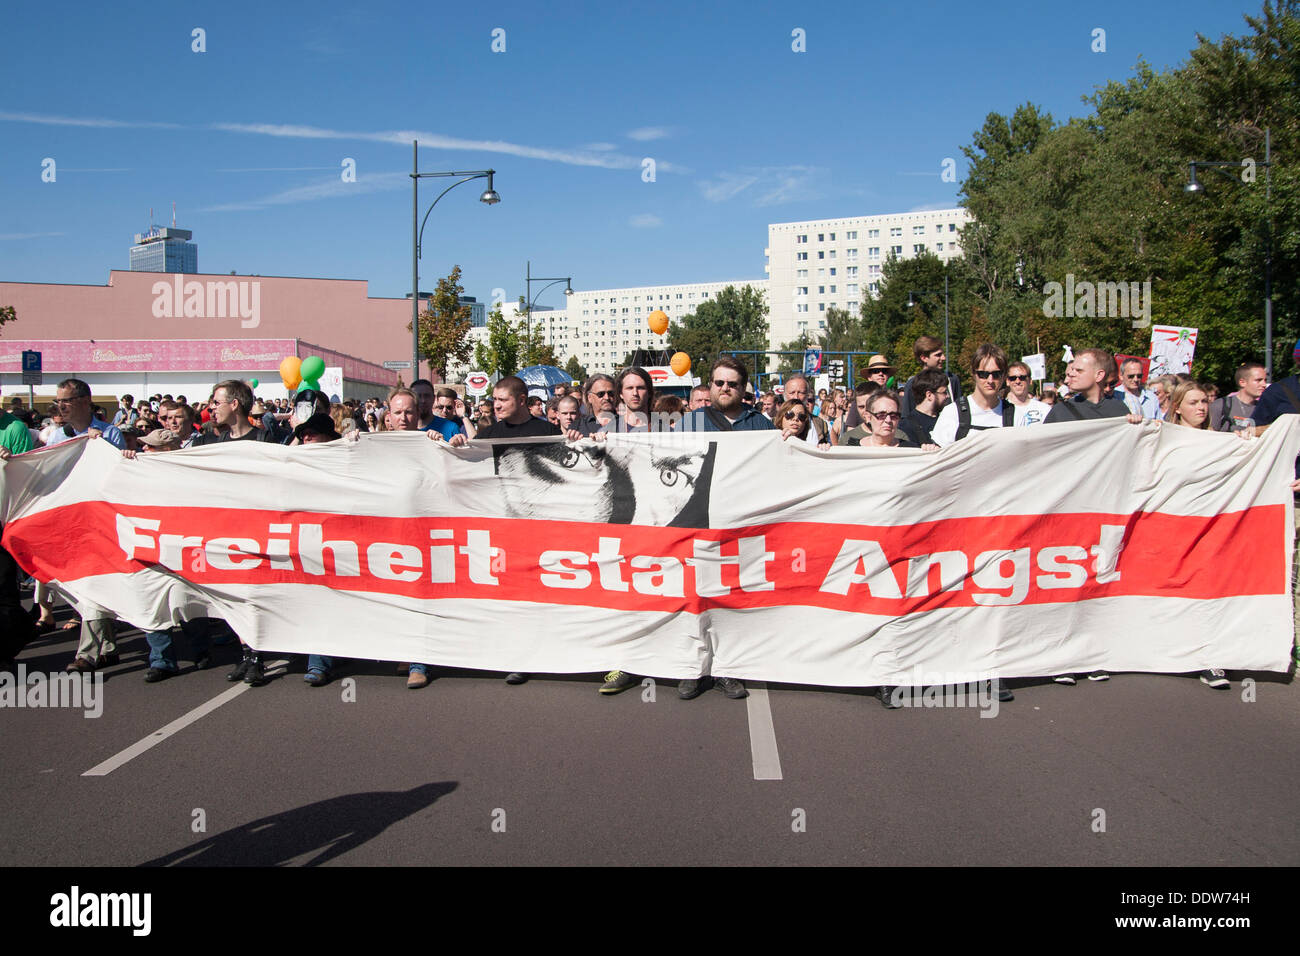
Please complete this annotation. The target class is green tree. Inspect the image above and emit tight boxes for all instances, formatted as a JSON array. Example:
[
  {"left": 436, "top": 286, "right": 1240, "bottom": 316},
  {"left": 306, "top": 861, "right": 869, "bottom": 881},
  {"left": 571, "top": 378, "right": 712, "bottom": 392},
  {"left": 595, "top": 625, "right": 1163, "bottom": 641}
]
[
  {"left": 406, "top": 266, "right": 473, "bottom": 381},
  {"left": 774, "top": 334, "right": 813, "bottom": 374},
  {"left": 476, "top": 308, "right": 521, "bottom": 377},
  {"left": 0, "top": 305, "right": 15, "bottom": 331},
  {"left": 668, "top": 284, "right": 770, "bottom": 383},
  {"left": 564, "top": 354, "right": 587, "bottom": 382}
]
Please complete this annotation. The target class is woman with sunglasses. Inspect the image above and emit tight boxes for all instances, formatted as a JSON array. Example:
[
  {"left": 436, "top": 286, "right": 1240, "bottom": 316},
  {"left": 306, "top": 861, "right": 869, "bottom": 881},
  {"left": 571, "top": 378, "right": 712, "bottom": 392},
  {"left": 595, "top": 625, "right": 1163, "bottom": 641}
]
[
  {"left": 777, "top": 399, "right": 831, "bottom": 448},
  {"left": 860, "top": 390, "right": 932, "bottom": 449}
]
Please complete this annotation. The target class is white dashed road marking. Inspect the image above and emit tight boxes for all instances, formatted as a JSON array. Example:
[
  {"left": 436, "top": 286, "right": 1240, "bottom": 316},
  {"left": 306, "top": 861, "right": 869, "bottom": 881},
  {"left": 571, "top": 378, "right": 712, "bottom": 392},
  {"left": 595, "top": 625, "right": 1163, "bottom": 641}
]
[
  {"left": 745, "top": 682, "right": 783, "bottom": 780},
  {"left": 82, "top": 660, "right": 289, "bottom": 776}
]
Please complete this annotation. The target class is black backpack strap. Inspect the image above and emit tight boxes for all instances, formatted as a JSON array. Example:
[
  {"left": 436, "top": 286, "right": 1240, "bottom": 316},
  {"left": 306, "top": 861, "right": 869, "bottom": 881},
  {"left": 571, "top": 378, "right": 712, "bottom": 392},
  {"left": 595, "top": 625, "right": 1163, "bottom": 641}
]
[
  {"left": 1279, "top": 381, "right": 1300, "bottom": 417},
  {"left": 955, "top": 394, "right": 972, "bottom": 441},
  {"left": 1001, "top": 399, "right": 1016, "bottom": 428}
]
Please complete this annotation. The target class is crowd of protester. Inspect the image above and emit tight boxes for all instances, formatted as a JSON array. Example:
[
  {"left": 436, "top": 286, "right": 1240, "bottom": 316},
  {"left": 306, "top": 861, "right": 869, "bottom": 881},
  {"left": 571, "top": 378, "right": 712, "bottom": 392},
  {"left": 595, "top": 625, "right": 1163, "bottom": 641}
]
[{"left": 0, "top": 334, "right": 1295, "bottom": 711}]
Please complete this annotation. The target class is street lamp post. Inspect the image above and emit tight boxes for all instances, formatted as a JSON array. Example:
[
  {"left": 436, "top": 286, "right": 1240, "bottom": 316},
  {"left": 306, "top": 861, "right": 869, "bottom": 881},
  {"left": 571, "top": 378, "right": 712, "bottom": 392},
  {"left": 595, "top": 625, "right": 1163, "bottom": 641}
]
[
  {"left": 1185, "top": 129, "right": 1272, "bottom": 376},
  {"left": 523, "top": 260, "right": 573, "bottom": 362},
  {"left": 411, "top": 140, "right": 499, "bottom": 381},
  {"left": 906, "top": 273, "right": 951, "bottom": 369}
]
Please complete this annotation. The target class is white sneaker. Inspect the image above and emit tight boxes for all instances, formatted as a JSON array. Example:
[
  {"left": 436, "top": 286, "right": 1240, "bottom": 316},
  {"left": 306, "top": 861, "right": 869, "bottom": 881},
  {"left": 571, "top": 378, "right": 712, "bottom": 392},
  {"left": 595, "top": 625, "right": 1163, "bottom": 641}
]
[
  {"left": 1199, "top": 668, "right": 1229, "bottom": 689},
  {"left": 1087, "top": 670, "right": 1110, "bottom": 682},
  {"left": 1053, "top": 675, "right": 1076, "bottom": 685}
]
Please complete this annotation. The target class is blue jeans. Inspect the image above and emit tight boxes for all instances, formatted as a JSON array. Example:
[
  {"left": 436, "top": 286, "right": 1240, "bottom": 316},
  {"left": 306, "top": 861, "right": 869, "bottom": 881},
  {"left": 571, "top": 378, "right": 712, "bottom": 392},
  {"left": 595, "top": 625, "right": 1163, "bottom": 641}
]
[
  {"left": 146, "top": 620, "right": 212, "bottom": 671},
  {"left": 409, "top": 663, "right": 430, "bottom": 677},
  {"left": 307, "top": 654, "right": 334, "bottom": 675}
]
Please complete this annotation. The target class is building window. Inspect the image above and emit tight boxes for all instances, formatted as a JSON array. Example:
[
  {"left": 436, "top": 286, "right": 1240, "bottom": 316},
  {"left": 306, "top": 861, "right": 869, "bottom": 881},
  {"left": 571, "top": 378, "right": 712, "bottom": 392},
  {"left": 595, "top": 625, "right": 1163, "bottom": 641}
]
[
  {"left": 846, "top": 266, "right": 858, "bottom": 277},
  {"left": 913, "top": 244, "right": 925, "bottom": 254},
  {"left": 828, "top": 250, "right": 836, "bottom": 259},
  {"left": 846, "top": 230, "right": 857, "bottom": 239},
  {"left": 847, "top": 283, "right": 859, "bottom": 294},
  {"left": 869, "top": 247, "right": 880, "bottom": 258},
  {"left": 797, "top": 252, "right": 808, "bottom": 261},
  {"left": 829, "top": 232, "right": 836, "bottom": 241},
  {"left": 797, "top": 269, "right": 808, "bottom": 278},
  {"left": 817, "top": 251, "right": 824, "bottom": 259},
  {"left": 949, "top": 223, "right": 957, "bottom": 232},
  {"left": 890, "top": 227, "right": 902, "bottom": 237},
  {"left": 797, "top": 234, "right": 807, "bottom": 243},
  {"left": 830, "top": 285, "right": 836, "bottom": 293},
  {"left": 891, "top": 245, "right": 902, "bottom": 255},
  {"left": 797, "top": 287, "right": 808, "bottom": 295},
  {"left": 818, "top": 286, "right": 825, "bottom": 294},
  {"left": 829, "top": 268, "right": 836, "bottom": 276},
  {"left": 868, "top": 228, "right": 879, "bottom": 238},
  {"left": 936, "top": 242, "right": 944, "bottom": 251},
  {"left": 818, "top": 303, "right": 825, "bottom": 311},
  {"left": 817, "top": 233, "right": 824, "bottom": 242}
]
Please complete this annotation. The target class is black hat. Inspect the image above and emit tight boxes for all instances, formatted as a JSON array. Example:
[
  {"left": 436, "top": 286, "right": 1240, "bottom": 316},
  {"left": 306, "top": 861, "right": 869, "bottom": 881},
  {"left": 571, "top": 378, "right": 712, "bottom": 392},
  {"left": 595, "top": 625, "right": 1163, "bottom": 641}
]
[
  {"left": 294, "top": 388, "right": 328, "bottom": 408},
  {"left": 293, "top": 412, "right": 340, "bottom": 443}
]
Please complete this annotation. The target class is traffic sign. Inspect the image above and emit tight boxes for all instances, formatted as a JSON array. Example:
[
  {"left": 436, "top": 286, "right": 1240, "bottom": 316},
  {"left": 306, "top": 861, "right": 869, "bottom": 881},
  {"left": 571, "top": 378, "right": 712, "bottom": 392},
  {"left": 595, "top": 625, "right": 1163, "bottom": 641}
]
[
  {"left": 382, "top": 360, "right": 412, "bottom": 371},
  {"left": 21, "top": 350, "right": 42, "bottom": 386}
]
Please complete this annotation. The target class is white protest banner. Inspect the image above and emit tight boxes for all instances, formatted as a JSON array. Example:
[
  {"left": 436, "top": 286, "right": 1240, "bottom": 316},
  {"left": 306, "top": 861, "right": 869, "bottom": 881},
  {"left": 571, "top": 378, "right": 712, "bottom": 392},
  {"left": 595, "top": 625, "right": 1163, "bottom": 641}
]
[
  {"left": 1022, "top": 353, "right": 1046, "bottom": 381},
  {"left": 3, "top": 420, "right": 1296, "bottom": 685},
  {"left": 1149, "top": 326, "right": 1198, "bottom": 376},
  {"left": 319, "top": 366, "right": 343, "bottom": 402}
]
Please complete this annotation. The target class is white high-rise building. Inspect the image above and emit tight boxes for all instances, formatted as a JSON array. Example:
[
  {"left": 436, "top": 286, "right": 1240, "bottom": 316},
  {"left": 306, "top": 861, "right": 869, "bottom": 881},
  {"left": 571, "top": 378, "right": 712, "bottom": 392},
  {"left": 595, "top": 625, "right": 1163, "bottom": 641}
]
[
  {"left": 539, "top": 279, "right": 767, "bottom": 373},
  {"left": 764, "top": 208, "right": 970, "bottom": 348}
]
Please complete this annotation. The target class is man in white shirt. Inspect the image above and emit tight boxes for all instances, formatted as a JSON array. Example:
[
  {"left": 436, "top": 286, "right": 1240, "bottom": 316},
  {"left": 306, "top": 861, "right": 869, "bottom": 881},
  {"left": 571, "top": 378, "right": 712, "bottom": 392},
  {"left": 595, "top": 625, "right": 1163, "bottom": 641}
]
[
  {"left": 1113, "top": 359, "right": 1162, "bottom": 419},
  {"left": 1004, "top": 362, "right": 1051, "bottom": 426},
  {"left": 930, "top": 344, "right": 1017, "bottom": 447}
]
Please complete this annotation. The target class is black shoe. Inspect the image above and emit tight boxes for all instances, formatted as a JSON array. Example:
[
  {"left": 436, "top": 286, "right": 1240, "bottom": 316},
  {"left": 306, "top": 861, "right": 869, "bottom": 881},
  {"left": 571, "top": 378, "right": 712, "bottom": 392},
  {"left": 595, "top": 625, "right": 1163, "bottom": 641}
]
[
  {"left": 505, "top": 672, "right": 528, "bottom": 685},
  {"left": 992, "top": 679, "right": 1013, "bottom": 703},
  {"left": 144, "top": 668, "right": 172, "bottom": 683},
  {"left": 226, "top": 657, "right": 250, "bottom": 682},
  {"left": 193, "top": 652, "right": 212, "bottom": 671},
  {"left": 243, "top": 656, "right": 267, "bottom": 686},
  {"left": 878, "top": 685, "right": 901, "bottom": 709},
  {"left": 678, "top": 677, "right": 712, "bottom": 700},
  {"left": 715, "top": 677, "right": 748, "bottom": 699},
  {"left": 100, "top": 652, "right": 121, "bottom": 667}
]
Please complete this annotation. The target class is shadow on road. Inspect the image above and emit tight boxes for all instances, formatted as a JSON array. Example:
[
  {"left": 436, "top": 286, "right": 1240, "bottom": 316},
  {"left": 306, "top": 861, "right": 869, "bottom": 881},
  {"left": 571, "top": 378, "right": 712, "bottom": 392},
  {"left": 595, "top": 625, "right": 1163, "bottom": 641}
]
[{"left": 139, "top": 781, "right": 459, "bottom": 867}]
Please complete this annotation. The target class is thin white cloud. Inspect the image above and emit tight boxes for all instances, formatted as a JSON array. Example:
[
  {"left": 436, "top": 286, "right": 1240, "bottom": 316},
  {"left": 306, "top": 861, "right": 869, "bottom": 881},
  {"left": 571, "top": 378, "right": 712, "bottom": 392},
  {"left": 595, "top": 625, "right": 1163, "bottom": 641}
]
[
  {"left": 0, "top": 110, "right": 182, "bottom": 129},
  {"left": 215, "top": 166, "right": 339, "bottom": 172},
  {"left": 0, "top": 232, "right": 65, "bottom": 240},
  {"left": 698, "top": 166, "right": 826, "bottom": 206},
  {"left": 196, "top": 171, "right": 410, "bottom": 212},
  {"left": 627, "top": 127, "right": 669, "bottom": 141},
  {"left": 58, "top": 168, "right": 133, "bottom": 172},
  {"left": 583, "top": 142, "right": 617, "bottom": 152},
  {"left": 629, "top": 214, "right": 663, "bottom": 228},
  {"left": 0, "top": 111, "right": 689, "bottom": 174},
  {"left": 908, "top": 201, "right": 955, "bottom": 212},
  {"left": 213, "top": 121, "right": 690, "bottom": 172}
]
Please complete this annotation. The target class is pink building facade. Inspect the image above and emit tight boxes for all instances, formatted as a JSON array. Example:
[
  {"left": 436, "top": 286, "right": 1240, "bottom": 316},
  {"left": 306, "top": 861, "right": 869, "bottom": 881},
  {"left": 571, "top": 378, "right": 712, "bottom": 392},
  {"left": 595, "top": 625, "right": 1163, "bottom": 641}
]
[{"left": 0, "top": 270, "right": 415, "bottom": 399}]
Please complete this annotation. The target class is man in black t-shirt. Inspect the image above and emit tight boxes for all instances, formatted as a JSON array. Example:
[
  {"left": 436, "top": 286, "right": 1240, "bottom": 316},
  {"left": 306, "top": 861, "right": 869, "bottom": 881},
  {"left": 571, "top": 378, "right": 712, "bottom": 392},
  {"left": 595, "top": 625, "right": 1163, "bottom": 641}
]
[
  {"left": 450, "top": 376, "right": 558, "bottom": 686},
  {"left": 191, "top": 379, "right": 280, "bottom": 446},
  {"left": 1043, "top": 350, "right": 1134, "bottom": 424},
  {"left": 898, "top": 368, "right": 950, "bottom": 447}
]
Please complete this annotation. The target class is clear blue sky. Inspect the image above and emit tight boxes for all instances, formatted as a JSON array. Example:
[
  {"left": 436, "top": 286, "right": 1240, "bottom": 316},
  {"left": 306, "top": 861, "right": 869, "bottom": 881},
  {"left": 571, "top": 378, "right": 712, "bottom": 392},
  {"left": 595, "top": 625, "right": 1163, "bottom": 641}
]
[{"left": 0, "top": 0, "right": 1260, "bottom": 313}]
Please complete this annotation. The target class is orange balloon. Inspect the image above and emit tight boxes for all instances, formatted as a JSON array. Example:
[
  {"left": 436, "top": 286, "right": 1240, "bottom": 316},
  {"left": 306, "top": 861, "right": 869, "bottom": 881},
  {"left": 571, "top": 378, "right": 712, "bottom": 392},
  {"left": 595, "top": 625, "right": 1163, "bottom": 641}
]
[
  {"left": 647, "top": 310, "right": 669, "bottom": 335},
  {"left": 670, "top": 351, "right": 691, "bottom": 376},
  {"left": 279, "top": 355, "right": 302, "bottom": 390}
]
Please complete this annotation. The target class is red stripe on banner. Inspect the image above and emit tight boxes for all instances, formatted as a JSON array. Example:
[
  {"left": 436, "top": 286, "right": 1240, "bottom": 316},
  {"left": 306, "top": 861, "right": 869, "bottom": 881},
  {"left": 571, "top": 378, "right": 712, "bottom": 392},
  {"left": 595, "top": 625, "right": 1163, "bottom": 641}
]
[{"left": 3, "top": 502, "right": 1286, "bottom": 615}]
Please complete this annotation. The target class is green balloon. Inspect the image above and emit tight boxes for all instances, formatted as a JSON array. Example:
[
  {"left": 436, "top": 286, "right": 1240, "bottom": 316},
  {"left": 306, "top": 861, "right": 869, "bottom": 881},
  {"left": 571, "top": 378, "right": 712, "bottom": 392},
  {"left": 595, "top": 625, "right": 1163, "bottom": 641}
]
[
  {"left": 302, "top": 378, "right": 321, "bottom": 392},
  {"left": 300, "top": 356, "right": 325, "bottom": 381},
  {"left": 249, "top": 378, "right": 259, "bottom": 388}
]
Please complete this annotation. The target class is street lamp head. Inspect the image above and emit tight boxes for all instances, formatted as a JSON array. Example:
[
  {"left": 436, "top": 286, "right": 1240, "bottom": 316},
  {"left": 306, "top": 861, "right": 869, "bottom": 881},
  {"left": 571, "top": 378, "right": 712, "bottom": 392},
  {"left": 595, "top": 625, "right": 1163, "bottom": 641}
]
[
  {"left": 1185, "top": 164, "right": 1202, "bottom": 193},
  {"left": 479, "top": 170, "right": 500, "bottom": 205},
  {"left": 564, "top": 283, "right": 574, "bottom": 296},
  {"left": 906, "top": 296, "right": 915, "bottom": 308}
]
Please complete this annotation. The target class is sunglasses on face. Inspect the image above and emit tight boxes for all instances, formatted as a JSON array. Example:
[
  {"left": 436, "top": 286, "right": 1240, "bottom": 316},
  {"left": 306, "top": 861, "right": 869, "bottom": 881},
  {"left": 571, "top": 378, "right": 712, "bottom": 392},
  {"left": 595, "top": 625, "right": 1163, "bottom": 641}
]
[
  {"left": 784, "top": 412, "right": 807, "bottom": 421},
  {"left": 871, "top": 411, "right": 901, "bottom": 422},
  {"left": 713, "top": 379, "right": 741, "bottom": 389},
  {"left": 591, "top": 389, "right": 614, "bottom": 398},
  {"left": 1006, "top": 375, "right": 1029, "bottom": 382},
  {"left": 974, "top": 370, "right": 1005, "bottom": 380}
]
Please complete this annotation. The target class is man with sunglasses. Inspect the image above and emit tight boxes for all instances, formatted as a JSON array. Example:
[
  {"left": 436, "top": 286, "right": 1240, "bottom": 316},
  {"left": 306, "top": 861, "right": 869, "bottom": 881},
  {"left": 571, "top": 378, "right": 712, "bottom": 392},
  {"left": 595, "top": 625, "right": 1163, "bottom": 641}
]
[
  {"left": 1113, "top": 359, "right": 1162, "bottom": 420},
  {"left": 930, "top": 345, "right": 1018, "bottom": 447},
  {"left": 676, "top": 357, "right": 775, "bottom": 434},
  {"left": 576, "top": 374, "right": 618, "bottom": 436},
  {"left": 1003, "top": 362, "right": 1051, "bottom": 426}
]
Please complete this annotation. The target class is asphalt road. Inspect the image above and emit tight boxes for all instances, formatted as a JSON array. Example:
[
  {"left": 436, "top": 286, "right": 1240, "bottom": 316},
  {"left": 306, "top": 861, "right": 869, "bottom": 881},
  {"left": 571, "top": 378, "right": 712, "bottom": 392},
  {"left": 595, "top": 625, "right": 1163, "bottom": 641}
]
[{"left": 3, "top": 602, "right": 1297, "bottom": 867}]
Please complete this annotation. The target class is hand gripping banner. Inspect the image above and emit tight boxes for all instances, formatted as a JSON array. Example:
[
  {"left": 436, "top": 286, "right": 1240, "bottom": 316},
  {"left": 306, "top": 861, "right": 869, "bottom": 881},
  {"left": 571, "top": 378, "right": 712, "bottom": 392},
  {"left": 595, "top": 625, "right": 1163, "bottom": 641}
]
[{"left": 2, "top": 418, "right": 1297, "bottom": 685}]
